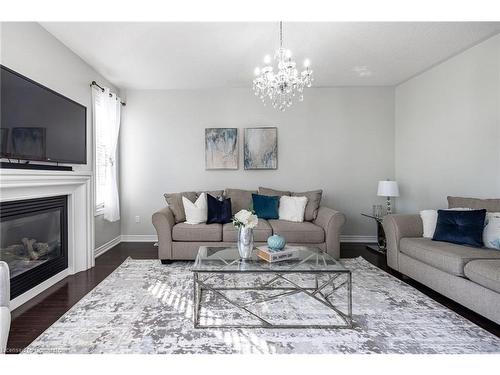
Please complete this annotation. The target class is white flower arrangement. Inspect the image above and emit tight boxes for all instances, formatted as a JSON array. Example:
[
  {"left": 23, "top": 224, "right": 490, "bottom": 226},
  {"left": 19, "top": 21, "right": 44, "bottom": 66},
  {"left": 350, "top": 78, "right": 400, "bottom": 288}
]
[{"left": 232, "top": 209, "right": 258, "bottom": 229}]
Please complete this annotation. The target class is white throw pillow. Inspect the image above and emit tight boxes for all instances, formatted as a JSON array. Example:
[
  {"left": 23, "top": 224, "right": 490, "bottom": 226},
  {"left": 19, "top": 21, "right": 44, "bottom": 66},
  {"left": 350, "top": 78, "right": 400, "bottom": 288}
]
[
  {"left": 420, "top": 208, "right": 472, "bottom": 239},
  {"left": 279, "top": 196, "right": 308, "bottom": 222},
  {"left": 484, "top": 212, "right": 500, "bottom": 250},
  {"left": 182, "top": 193, "right": 207, "bottom": 224},
  {"left": 420, "top": 210, "right": 438, "bottom": 238}
]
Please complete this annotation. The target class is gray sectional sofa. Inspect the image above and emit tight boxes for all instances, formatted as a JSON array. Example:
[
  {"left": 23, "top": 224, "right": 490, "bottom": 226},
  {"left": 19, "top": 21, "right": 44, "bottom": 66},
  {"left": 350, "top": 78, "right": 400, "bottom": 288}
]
[
  {"left": 152, "top": 187, "right": 346, "bottom": 261},
  {"left": 383, "top": 196, "right": 500, "bottom": 324}
]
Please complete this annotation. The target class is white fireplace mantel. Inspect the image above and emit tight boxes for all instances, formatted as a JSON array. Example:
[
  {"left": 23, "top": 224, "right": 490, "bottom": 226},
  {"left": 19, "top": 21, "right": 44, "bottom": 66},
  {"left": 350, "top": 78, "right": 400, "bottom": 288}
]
[{"left": 0, "top": 169, "right": 95, "bottom": 309}]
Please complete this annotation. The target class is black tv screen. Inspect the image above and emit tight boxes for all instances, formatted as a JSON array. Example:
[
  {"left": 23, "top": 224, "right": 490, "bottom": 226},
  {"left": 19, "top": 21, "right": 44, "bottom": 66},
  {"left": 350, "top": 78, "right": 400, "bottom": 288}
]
[{"left": 1, "top": 65, "right": 87, "bottom": 164}]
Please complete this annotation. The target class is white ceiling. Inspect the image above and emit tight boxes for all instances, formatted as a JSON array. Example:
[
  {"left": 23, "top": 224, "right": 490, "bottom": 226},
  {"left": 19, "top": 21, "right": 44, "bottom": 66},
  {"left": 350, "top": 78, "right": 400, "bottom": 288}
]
[{"left": 41, "top": 22, "right": 500, "bottom": 90}]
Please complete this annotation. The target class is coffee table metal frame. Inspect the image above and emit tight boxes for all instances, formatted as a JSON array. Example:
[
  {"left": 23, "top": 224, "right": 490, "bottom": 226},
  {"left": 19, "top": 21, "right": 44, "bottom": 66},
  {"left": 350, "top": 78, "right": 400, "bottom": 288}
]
[{"left": 192, "top": 247, "right": 352, "bottom": 329}]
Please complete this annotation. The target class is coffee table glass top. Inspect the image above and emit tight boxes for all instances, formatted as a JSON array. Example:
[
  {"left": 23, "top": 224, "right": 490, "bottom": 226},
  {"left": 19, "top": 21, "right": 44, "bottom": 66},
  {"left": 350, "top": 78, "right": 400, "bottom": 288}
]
[{"left": 192, "top": 246, "right": 348, "bottom": 273}]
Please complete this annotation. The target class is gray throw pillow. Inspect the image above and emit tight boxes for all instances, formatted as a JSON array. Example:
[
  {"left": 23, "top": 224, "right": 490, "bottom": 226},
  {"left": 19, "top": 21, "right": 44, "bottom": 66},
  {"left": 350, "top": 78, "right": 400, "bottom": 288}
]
[
  {"left": 225, "top": 188, "right": 257, "bottom": 215},
  {"left": 199, "top": 190, "right": 224, "bottom": 200},
  {"left": 447, "top": 196, "right": 500, "bottom": 212},
  {"left": 258, "top": 187, "right": 291, "bottom": 197},
  {"left": 292, "top": 190, "right": 323, "bottom": 221},
  {"left": 163, "top": 191, "right": 197, "bottom": 223}
]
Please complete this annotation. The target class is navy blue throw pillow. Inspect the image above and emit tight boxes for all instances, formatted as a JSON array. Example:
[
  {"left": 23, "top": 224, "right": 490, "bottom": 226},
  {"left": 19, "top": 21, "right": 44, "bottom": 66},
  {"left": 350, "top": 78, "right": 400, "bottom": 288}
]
[
  {"left": 252, "top": 193, "right": 279, "bottom": 220},
  {"left": 432, "top": 209, "right": 486, "bottom": 248},
  {"left": 207, "top": 194, "right": 232, "bottom": 224}
]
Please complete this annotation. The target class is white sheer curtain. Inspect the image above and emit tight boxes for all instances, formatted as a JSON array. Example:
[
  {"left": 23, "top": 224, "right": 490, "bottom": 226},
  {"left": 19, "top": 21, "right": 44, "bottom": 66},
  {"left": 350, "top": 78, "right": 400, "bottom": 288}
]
[{"left": 92, "top": 85, "right": 121, "bottom": 222}]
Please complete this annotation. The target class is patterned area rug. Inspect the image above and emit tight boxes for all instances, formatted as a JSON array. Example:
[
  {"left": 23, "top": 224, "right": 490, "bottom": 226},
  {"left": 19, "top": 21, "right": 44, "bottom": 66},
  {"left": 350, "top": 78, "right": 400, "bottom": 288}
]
[{"left": 23, "top": 257, "right": 500, "bottom": 354}]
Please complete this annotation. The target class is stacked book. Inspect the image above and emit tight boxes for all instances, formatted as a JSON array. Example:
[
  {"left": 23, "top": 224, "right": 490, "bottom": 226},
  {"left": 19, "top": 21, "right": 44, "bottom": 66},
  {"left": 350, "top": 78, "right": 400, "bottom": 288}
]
[{"left": 256, "top": 245, "right": 301, "bottom": 263}]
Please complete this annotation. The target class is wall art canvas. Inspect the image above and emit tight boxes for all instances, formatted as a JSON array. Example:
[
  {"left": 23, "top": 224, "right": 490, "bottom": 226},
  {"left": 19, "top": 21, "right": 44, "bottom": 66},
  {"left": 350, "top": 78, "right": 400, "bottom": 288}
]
[
  {"left": 205, "top": 128, "right": 238, "bottom": 170},
  {"left": 244, "top": 127, "right": 278, "bottom": 170}
]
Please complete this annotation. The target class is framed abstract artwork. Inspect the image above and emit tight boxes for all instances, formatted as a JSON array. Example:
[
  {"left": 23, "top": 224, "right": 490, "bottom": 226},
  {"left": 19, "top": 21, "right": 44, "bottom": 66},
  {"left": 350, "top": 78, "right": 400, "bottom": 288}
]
[
  {"left": 244, "top": 127, "right": 278, "bottom": 170},
  {"left": 205, "top": 128, "right": 238, "bottom": 170}
]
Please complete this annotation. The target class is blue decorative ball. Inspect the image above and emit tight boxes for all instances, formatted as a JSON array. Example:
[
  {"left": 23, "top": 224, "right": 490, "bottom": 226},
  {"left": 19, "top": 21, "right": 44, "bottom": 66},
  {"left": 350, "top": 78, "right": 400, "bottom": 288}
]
[{"left": 267, "top": 234, "right": 286, "bottom": 251}]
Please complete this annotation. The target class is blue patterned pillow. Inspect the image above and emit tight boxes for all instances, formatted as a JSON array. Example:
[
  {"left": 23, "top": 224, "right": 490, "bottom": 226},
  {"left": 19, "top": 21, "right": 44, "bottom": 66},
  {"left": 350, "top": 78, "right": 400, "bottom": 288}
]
[{"left": 484, "top": 213, "right": 500, "bottom": 250}]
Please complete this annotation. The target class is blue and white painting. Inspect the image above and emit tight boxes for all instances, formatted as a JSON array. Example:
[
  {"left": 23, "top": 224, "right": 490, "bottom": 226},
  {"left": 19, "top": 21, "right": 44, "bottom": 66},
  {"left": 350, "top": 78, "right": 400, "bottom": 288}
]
[
  {"left": 205, "top": 128, "right": 238, "bottom": 169},
  {"left": 244, "top": 127, "right": 277, "bottom": 170}
]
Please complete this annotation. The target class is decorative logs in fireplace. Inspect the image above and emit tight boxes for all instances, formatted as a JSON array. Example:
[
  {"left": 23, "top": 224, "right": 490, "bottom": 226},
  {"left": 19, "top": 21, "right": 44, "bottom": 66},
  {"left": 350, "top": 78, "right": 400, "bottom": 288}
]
[{"left": 2, "top": 238, "right": 54, "bottom": 262}]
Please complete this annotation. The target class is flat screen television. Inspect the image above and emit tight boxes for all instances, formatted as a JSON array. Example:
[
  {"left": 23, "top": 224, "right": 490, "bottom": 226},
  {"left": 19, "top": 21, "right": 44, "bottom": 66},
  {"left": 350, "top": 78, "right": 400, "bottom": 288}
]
[{"left": 1, "top": 65, "right": 87, "bottom": 164}]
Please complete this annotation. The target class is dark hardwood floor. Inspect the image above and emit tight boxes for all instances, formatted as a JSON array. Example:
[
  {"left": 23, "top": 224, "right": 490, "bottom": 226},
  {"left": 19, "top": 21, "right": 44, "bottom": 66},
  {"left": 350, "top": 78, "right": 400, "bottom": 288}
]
[
  {"left": 6, "top": 242, "right": 157, "bottom": 353},
  {"left": 6, "top": 242, "right": 500, "bottom": 353}
]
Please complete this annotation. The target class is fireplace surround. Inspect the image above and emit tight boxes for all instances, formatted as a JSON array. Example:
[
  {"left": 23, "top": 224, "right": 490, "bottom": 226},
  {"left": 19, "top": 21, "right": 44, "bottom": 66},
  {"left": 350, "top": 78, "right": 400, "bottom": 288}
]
[
  {"left": 0, "top": 169, "right": 94, "bottom": 309},
  {"left": 1, "top": 195, "right": 68, "bottom": 299}
]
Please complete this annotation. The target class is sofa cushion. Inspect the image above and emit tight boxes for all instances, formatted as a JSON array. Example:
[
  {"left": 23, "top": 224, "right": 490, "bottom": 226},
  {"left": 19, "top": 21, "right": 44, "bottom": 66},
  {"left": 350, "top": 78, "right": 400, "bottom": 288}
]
[
  {"left": 164, "top": 191, "right": 198, "bottom": 223},
  {"left": 222, "top": 220, "right": 272, "bottom": 242},
  {"left": 292, "top": 190, "right": 322, "bottom": 221},
  {"left": 464, "top": 260, "right": 500, "bottom": 294},
  {"left": 268, "top": 220, "right": 325, "bottom": 243},
  {"left": 448, "top": 196, "right": 500, "bottom": 212},
  {"left": 225, "top": 188, "right": 256, "bottom": 215},
  {"left": 172, "top": 223, "right": 222, "bottom": 242},
  {"left": 400, "top": 237, "right": 500, "bottom": 276},
  {"left": 258, "top": 187, "right": 291, "bottom": 197}
]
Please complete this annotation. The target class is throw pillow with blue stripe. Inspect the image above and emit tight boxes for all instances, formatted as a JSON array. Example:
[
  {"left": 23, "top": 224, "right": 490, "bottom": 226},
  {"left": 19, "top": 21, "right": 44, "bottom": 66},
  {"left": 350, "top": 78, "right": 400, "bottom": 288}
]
[{"left": 484, "top": 212, "right": 500, "bottom": 250}]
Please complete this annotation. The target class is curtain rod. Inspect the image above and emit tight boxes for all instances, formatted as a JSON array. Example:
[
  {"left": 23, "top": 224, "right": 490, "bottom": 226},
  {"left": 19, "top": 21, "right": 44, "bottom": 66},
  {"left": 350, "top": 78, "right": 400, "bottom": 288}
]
[{"left": 90, "top": 81, "right": 126, "bottom": 106}]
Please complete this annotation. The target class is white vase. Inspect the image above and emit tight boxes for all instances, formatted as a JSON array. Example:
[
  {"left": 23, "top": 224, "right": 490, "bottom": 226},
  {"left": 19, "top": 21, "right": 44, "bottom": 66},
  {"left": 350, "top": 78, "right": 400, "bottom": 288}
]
[{"left": 237, "top": 227, "right": 254, "bottom": 260}]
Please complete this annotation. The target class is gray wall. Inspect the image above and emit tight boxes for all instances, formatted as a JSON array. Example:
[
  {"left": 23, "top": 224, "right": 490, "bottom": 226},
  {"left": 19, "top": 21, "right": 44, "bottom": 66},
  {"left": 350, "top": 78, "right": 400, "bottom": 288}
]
[
  {"left": 395, "top": 34, "right": 500, "bottom": 213},
  {"left": 0, "top": 22, "right": 121, "bottom": 248},
  {"left": 119, "top": 87, "right": 395, "bottom": 238}
]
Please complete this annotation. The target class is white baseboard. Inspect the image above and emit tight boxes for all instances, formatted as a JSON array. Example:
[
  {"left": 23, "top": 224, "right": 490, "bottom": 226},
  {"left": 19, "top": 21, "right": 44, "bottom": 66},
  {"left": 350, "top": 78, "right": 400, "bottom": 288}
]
[
  {"left": 340, "top": 235, "right": 377, "bottom": 243},
  {"left": 118, "top": 234, "right": 375, "bottom": 243},
  {"left": 120, "top": 234, "right": 158, "bottom": 242},
  {"left": 94, "top": 236, "right": 122, "bottom": 258}
]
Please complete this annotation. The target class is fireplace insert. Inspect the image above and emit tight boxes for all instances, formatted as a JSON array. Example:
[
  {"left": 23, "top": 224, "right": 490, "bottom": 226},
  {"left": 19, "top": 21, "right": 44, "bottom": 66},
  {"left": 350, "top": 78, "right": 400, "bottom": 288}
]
[{"left": 0, "top": 195, "right": 68, "bottom": 299}]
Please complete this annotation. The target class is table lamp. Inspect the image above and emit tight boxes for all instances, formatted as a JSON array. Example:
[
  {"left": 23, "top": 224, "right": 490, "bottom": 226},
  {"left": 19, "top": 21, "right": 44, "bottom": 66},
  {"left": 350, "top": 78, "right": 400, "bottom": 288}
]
[{"left": 377, "top": 180, "right": 399, "bottom": 215}]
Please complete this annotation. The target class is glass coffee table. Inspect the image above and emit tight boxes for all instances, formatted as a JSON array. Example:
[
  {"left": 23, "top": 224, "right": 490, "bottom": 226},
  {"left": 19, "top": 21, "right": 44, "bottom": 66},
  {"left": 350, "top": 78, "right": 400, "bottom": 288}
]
[{"left": 192, "top": 246, "right": 352, "bottom": 329}]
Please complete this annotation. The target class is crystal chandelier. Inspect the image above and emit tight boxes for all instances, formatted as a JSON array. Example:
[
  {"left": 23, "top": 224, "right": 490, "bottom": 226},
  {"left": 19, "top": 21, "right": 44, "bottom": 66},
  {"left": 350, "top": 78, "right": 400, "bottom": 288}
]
[{"left": 253, "top": 21, "right": 313, "bottom": 111}]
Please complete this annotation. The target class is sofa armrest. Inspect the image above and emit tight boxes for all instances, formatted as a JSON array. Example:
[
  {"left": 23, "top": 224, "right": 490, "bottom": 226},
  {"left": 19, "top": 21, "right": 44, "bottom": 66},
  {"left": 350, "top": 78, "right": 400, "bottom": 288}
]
[
  {"left": 0, "top": 261, "right": 10, "bottom": 354},
  {"left": 152, "top": 206, "right": 176, "bottom": 260},
  {"left": 0, "top": 262, "right": 9, "bottom": 308},
  {"left": 313, "top": 206, "right": 346, "bottom": 259},
  {"left": 383, "top": 214, "right": 423, "bottom": 271}
]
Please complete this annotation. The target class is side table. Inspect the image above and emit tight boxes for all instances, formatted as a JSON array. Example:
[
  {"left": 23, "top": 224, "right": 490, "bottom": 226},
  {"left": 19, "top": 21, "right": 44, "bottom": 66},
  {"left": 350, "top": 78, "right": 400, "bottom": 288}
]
[{"left": 361, "top": 213, "right": 386, "bottom": 254}]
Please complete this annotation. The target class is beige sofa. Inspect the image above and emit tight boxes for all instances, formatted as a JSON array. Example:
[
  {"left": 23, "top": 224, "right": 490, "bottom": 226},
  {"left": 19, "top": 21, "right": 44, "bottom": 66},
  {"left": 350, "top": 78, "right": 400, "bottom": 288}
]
[
  {"left": 152, "top": 188, "right": 346, "bottom": 261},
  {"left": 383, "top": 196, "right": 500, "bottom": 324}
]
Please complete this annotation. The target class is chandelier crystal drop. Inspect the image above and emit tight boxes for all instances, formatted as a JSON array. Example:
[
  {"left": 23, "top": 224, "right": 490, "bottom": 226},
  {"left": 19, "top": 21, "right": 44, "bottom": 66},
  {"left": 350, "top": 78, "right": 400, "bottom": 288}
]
[{"left": 253, "top": 21, "right": 313, "bottom": 111}]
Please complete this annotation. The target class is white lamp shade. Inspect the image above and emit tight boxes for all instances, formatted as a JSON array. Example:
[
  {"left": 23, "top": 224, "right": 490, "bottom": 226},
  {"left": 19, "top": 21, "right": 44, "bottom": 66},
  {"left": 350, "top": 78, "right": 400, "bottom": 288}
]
[{"left": 377, "top": 180, "right": 399, "bottom": 197}]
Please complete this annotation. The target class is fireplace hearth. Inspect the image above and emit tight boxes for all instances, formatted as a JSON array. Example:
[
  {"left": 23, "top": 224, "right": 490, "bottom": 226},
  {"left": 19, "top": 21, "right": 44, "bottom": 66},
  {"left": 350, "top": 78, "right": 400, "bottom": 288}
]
[{"left": 0, "top": 195, "right": 68, "bottom": 299}]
